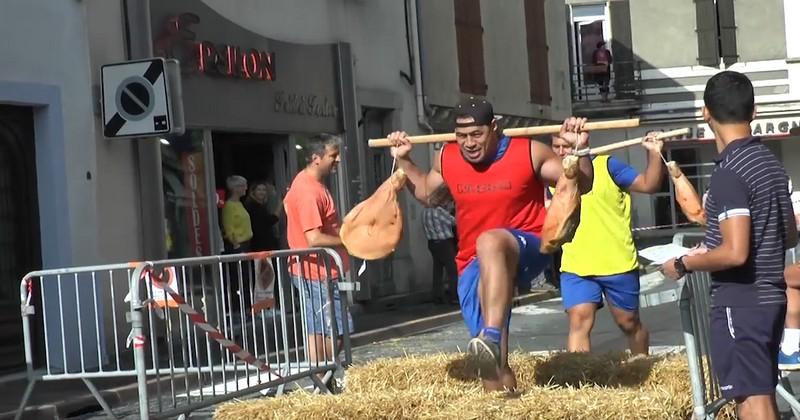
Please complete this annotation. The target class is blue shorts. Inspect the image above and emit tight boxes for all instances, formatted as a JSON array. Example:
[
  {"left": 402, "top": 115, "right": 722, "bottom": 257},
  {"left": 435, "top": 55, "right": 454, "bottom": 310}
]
[
  {"left": 710, "top": 304, "right": 785, "bottom": 400},
  {"left": 560, "top": 270, "right": 640, "bottom": 312},
  {"left": 291, "top": 276, "right": 354, "bottom": 337},
  {"left": 457, "top": 229, "right": 550, "bottom": 338}
]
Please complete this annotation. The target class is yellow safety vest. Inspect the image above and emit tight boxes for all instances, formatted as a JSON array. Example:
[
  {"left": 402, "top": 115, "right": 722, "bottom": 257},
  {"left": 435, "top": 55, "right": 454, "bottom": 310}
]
[{"left": 557, "top": 155, "right": 638, "bottom": 276}]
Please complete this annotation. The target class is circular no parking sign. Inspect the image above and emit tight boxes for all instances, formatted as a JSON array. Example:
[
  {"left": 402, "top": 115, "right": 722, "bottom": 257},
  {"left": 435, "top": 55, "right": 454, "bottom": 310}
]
[{"left": 114, "top": 76, "right": 155, "bottom": 122}]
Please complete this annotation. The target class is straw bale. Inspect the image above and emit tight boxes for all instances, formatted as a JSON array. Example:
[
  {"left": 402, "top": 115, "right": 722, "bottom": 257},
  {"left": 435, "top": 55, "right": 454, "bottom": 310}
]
[{"left": 215, "top": 351, "right": 737, "bottom": 420}]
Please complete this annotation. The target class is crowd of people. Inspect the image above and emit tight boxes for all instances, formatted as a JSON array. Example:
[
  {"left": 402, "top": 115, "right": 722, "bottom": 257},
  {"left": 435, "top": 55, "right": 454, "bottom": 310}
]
[{"left": 220, "top": 176, "right": 282, "bottom": 256}]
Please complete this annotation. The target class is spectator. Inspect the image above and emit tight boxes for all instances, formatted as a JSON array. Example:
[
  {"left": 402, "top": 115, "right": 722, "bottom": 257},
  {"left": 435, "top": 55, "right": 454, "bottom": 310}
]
[
  {"left": 221, "top": 175, "right": 254, "bottom": 312},
  {"left": 244, "top": 180, "right": 280, "bottom": 251},
  {"left": 662, "top": 71, "right": 798, "bottom": 420},
  {"left": 423, "top": 186, "right": 458, "bottom": 305},
  {"left": 221, "top": 175, "right": 253, "bottom": 254},
  {"left": 283, "top": 134, "right": 353, "bottom": 389},
  {"left": 592, "top": 41, "right": 612, "bottom": 102}
]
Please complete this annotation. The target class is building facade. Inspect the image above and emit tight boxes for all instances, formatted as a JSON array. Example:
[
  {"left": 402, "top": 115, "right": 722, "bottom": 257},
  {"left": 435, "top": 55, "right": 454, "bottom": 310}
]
[
  {"left": 0, "top": 0, "right": 571, "bottom": 371},
  {"left": 0, "top": 0, "right": 126, "bottom": 371},
  {"left": 564, "top": 0, "right": 800, "bottom": 239},
  {"left": 143, "top": 0, "right": 573, "bottom": 305}
]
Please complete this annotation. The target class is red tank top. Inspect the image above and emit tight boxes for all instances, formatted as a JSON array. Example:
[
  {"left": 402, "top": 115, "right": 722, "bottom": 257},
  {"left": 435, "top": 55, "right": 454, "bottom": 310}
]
[{"left": 441, "top": 137, "right": 547, "bottom": 274}]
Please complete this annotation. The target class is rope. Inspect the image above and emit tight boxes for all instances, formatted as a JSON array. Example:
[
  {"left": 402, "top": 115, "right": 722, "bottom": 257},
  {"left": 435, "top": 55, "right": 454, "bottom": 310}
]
[{"left": 144, "top": 267, "right": 282, "bottom": 377}]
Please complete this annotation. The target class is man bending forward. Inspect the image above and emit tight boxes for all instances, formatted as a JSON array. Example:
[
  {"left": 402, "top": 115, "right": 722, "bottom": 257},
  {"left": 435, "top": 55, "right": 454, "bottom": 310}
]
[{"left": 387, "top": 97, "right": 593, "bottom": 391}]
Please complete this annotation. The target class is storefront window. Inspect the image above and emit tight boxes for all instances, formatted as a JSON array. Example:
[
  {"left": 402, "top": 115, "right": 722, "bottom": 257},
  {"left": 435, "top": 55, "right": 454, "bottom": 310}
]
[{"left": 161, "top": 130, "right": 214, "bottom": 258}]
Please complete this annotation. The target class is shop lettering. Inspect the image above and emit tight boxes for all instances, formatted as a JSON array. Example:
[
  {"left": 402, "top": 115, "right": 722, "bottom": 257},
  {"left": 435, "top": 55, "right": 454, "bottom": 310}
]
[
  {"left": 643, "top": 118, "right": 800, "bottom": 141},
  {"left": 752, "top": 120, "right": 800, "bottom": 135},
  {"left": 456, "top": 181, "right": 512, "bottom": 194},
  {"left": 185, "top": 154, "right": 204, "bottom": 256},
  {"left": 274, "top": 91, "right": 338, "bottom": 118},
  {"left": 647, "top": 127, "right": 705, "bottom": 140},
  {"left": 154, "top": 13, "right": 276, "bottom": 82},
  {"left": 197, "top": 42, "right": 275, "bottom": 81},
  {"left": 181, "top": 152, "right": 208, "bottom": 257}
]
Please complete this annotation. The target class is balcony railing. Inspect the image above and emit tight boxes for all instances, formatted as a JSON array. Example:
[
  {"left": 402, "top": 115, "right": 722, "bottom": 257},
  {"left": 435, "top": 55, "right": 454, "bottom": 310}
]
[{"left": 570, "top": 61, "right": 643, "bottom": 106}]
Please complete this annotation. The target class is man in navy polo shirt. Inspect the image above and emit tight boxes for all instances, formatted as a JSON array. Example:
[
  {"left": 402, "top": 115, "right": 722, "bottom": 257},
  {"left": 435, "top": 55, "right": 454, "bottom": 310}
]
[{"left": 662, "top": 71, "right": 798, "bottom": 420}]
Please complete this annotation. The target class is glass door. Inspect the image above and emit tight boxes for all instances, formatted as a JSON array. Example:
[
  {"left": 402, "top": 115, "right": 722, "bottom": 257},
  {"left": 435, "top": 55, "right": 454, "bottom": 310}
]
[
  {"left": 160, "top": 130, "right": 216, "bottom": 258},
  {"left": 570, "top": 4, "right": 610, "bottom": 101}
]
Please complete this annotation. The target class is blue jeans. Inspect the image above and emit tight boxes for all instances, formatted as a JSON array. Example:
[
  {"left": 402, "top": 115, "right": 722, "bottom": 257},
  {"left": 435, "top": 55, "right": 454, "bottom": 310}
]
[{"left": 291, "top": 276, "right": 354, "bottom": 337}]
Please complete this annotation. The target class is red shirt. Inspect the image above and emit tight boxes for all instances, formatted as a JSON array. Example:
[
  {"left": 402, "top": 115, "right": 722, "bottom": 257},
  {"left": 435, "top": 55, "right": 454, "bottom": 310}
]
[
  {"left": 283, "top": 170, "right": 349, "bottom": 280},
  {"left": 441, "top": 137, "right": 547, "bottom": 274}
]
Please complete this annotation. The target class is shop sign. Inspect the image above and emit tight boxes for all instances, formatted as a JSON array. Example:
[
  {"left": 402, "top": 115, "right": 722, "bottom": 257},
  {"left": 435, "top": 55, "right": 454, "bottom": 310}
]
[
  {"left": 154, "top": 13, "right": 276, "bottom": 82},
  {"left": 274, "top": 91, "right": 337, "bottom": 118},
  {"left": 181, "top": 152, "right": 209, "bottom": 257},
  {"left": 641, "top": 117, "right": 800, "bottom": 141}
]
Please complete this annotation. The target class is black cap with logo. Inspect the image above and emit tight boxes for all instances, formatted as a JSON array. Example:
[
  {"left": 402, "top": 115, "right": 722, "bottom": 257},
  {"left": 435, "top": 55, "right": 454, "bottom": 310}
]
[{"left": 454, "top": 96, "right": 494, "bottom": 127}]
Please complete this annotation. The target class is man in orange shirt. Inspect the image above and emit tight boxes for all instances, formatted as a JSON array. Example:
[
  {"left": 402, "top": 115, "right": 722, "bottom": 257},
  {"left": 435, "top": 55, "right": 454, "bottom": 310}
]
[{"left": 283, "top": 134, "right": 352, "bottom": 378}]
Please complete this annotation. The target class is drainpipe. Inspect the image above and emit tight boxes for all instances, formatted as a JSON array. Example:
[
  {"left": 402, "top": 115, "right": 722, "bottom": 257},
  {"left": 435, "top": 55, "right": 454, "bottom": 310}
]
[{"left": 407, "top": 0, "right": 433, "bottom": 133}]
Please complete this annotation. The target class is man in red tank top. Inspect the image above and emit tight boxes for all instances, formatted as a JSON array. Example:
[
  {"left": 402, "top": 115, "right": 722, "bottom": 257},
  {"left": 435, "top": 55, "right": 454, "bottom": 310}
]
[{"left": 387, "top": 97, "right": 594, "bottom": 391}]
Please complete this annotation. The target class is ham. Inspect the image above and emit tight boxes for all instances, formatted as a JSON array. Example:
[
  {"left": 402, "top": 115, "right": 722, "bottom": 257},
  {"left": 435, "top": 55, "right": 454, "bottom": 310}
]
[
  {"left": 666, "top": 161, "right": 707, "bottom": 226},
  {"left": 540, "top": 155, "right": 581, "bottom": 254},
  {"left": 340, "top": 169, "right": 408, "bottom": 260}
]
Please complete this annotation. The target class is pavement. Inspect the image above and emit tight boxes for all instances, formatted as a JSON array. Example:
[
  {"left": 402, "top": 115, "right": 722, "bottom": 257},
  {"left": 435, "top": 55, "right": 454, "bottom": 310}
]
[{"left": 10, "top": 273, "right": 800, "bottom": 419}]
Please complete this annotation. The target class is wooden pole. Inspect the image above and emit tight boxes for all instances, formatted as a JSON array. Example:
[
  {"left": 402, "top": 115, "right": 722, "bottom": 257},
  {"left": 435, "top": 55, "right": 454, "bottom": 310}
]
[
  {"left": 579, "top": 128, "right": 691, "bottom": 156},
  {"left": 367, "top": 117, "right": 641, "bottom": 147}
]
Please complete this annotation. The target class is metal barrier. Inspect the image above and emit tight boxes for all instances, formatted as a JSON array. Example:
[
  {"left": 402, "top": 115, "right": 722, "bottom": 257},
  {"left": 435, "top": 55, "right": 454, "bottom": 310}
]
[
  {"left": 16, "top": 247, "right": 355, "bottom": 420},
  {"left": 16, "top": 262, "right": 140, "bottom": 419},
  {"left": 674, "top": 233, "right": 800, "bottom": 419}
]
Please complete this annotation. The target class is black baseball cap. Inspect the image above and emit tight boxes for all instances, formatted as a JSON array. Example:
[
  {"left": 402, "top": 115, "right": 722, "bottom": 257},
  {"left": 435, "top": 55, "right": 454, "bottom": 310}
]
[{"left": 454, "top": 96, "right": 494, "bottom": 127}]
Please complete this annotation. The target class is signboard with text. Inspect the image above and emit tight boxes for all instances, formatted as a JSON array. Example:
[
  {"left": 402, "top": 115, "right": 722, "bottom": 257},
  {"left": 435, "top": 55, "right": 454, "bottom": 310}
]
[
  {"left": 638, "top": 116, "right": 800, "bottom": 142},
  {"left": 181, "top": 152, "right": 209, "bottom": 257},
  {"left": 149, "top": 0, "right": 343, "bottom": 134}
]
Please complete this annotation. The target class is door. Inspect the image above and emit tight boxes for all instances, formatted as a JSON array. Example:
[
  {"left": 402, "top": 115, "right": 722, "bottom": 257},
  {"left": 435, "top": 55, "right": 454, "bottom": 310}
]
[
  {"left": 360, "top": 108, "right": 398, "bottom": 299},
  {"left": 0, "top": 106, "right": 41, "bottom": 371},
  {"left": 576, "top": 20, "right": 605, "bottom": 98},
  {"left": 272, "top": 136, "right": 292, "bottom": 249},
  {"left": 570, "top": 4, "right": 609, "bottom": 100}
]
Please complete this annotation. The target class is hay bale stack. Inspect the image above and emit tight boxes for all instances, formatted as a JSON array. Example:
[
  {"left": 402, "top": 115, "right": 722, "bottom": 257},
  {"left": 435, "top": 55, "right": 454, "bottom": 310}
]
[{"left": 215, "top": 351, "right": 735, "bottom": 420}]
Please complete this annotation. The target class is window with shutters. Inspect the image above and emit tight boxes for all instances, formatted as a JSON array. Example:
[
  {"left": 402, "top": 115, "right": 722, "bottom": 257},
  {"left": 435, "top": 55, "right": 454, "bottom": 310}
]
[
  {"left": 454, "top": 0, "right": 487, "bottom": 95},
  {"left": 695, "top": 0, "right": 738, "bottom": 66},
  {"left": 716, "top": 0, "right": 737, "bottom": 65},
  {"left": 525, "top": 0, "right": 550, "bottom": 105}
]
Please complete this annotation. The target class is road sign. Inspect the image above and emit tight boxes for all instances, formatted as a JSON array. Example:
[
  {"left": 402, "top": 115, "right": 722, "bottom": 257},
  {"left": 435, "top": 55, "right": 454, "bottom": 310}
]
[{"left": 101, "top": 58, "right": 182, "bottom": 138}]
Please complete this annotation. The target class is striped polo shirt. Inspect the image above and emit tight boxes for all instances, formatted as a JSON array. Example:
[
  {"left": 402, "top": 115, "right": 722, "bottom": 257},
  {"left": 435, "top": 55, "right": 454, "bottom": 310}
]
[{"left": 704, "top": 136, "right": 794, "bottom": 307}]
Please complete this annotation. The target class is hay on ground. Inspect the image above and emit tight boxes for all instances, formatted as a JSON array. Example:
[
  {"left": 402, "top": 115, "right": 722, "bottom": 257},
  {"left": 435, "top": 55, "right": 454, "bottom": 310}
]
[{"left": 214, "top": 351, "right": 736, "bottom": 420}]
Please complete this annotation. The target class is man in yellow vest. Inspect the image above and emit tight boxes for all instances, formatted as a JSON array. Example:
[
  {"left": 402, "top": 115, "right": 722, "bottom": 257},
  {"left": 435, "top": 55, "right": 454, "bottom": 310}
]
[{"left": 549, "top": 131, "right": 663, "bottom": 355}]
